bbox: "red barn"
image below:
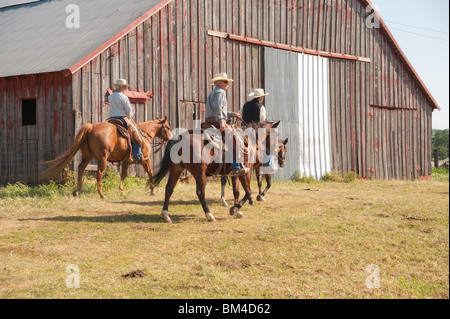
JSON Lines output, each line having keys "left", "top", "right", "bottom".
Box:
{"left": 0, "top": 0, "right": 440, "bottom": 184}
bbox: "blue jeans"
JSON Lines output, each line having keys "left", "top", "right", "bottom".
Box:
{"left": 111, "top": 117, "right": 142, "bottom": 161}
{"left": 231, "top": 162, "right": 242, "bottom": 171}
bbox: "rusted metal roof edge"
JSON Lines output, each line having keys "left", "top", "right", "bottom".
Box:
{"left": 68, "top": 0, "right": 173, "bottom": 75}
{"left": 0, "top": 69, "right": 72, "bottom": 80}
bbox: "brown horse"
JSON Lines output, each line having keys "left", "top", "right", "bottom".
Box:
{"left": 151, "top": 121, "right": 280, "bottom": 223}
{"left": 220, "top": 137, "right": 288, "bottom": 207}
{"left": 40, "top": 117, "right": 172, "bottom": 198}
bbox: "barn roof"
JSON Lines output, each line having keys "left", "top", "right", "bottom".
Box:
{"left": 0, "top": 0, "right": 440, "bottom": 110}
{"left": 0, "top": 0, "right": 164, "bottom": 78}
{"left": 0, "top": 0, "right": 40, "bottom": 8}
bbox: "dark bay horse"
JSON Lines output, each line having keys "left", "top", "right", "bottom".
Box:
{"left": 40, "top": 117, "right": 172, "bottom": 198}
{"left": 220, "top": 137, "right": 288, "bottom": 207}
{"left": 151, "top": 121, "right": 280, "bottom": 223}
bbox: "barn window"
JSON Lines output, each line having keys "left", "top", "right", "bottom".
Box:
{"left": 21, "top": 99, "right": 37, "bottom": 126}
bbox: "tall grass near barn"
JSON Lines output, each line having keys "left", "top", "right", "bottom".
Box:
{"left": 0, "top": 167, "right": 148, "bottom": 199}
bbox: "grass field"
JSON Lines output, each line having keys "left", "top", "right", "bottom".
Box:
{"left": 0, "top": 172, "right": 448, "bottom": 299}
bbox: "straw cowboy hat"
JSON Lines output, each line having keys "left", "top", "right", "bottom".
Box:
{"left": 249, "top": 88, "right": 269, "bottom": 99}
{"left": 210, "top": 73, "right": 234, "bottom": 85}
{"left": 114, "top": 79, "right": 131, "bottom": 87}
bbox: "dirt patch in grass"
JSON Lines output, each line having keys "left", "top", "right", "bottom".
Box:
{"left": 215, "top": 261, "right": 251, "bottom": 269}
{"left": 121, "top": 270, "right": 147, "bottom": 278}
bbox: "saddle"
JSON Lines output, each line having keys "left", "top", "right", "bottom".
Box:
{"left": 108, "top": 118, "right": 145, "bottom": 162}
{"left": 201, "top": 122, "right": 248, "bottom": 176}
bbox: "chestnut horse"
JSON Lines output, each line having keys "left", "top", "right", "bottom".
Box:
{"left": 220, "top": 137, "right": 288, "bottom": 207}
{"left": 41, "top": 117, "right": 172, "bottom": 198}
{"left": 151, "top": 121, "right": 280, "bottom": 223}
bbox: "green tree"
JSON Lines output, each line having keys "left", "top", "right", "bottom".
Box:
{"left": 432, "top": 129, "right": 449, "bottom": 160}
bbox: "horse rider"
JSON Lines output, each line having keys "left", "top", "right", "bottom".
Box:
{"left": 205, "top": 73, "right": 249, "bottom": 176}
{"left": 239, "top": 88, "right": 269, "bottom": 124}
{"left": 240, "top": 88, "right": 276, "bottom": 170}
{"left": 108, "top": 79, "right": 143, "bottom": 163}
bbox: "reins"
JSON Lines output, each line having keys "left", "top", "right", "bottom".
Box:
{"left": 152, "top": 140, "right": 167, "bottom": 154}
{"left": 131, "top": 118, "right": 170, "bottom": 154}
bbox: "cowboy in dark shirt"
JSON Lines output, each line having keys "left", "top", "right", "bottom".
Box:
{"left": 240, "top": 88, "right": 269, "bottom": 124}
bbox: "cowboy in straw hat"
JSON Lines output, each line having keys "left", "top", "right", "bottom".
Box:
{"left": 239, "top": 88, "right": 269, "bottom": 124}
{"left": 209, "top": 72, "right": 235, "bottom": 86}
{"left": 205, "top": 72, "right": 248, "bottom": 176}
{"left": 108, "top": 79, "right": 143, "bottom": 163}
{"left": 114, "top": 78, "right": 131, "bottom": 89}
{"left": 205, "top": 72, "right": 242, "bottom": 130}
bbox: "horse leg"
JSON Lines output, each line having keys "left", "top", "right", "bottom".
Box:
{"left": 229, "top": 176, "right": 244, "bottom": 219}
{"left": 255, "top": 168, "right": 264, "bottom": 202}
{"left": 231, "top": 176, "right": 240, "bottom": 207}
{"left": 220, "top": 177, "right": 228, "bottom": 207}
{"left": 73, "top": 154, "right": 92, "bottom": 197}
{"left": 161, "top": 164, "right": 184, "bottom": 224}
{"left": 260, "top": 174, "right": 272, "bottom": 199}
{"left": 119, "top": 162, "right": 130, "bottom": 196}
{"left": 140, "top": 159, "right": 156, "bottom": 195}
{"left": 247, "top": 168, "right": 257, "bottom": 206}
{"left": 96, "top": 158, "right": 108, "bottom": 199}
{"left": 194, "top": 172, "right": 216, "bottom": 222}
{"left": 231, "top": 173, "right": 253, "bottom": 219}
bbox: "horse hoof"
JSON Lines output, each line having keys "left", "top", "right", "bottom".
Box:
{"left": 206, "top": 213, "right": 216, "bottom": 222}
{"left": 221, "top": 199, "right": 228, "bottom": 207}
{"left": 229, "top": 206, "right": 239, "bottom": 216}
{"left": 72, "top": 191, "right": 79, "bottom": 197}
{"left": 249, "top": 199, "right": 255, "bottom": 206}
{"left": 235, "top": 211, "right": 244, "bottom": 219}
{"left": 257, "top": 195, "right": 265, "bottom": 202}
{"left": 150, "top": 190, "right": 156, "bottom": 196}
{"left": 161, "top": 211, "right": 173, "bottom": 224}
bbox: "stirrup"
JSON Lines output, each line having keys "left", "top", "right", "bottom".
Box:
{"left": 231, "top": 166, "right": 249, "bottom": 177}
{"left": 133, "top": 156, "right": 147, "bottom": 164}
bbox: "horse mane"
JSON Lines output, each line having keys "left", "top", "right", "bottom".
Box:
{"left": 241, "top": 120, "right": 275, "bottom": 130}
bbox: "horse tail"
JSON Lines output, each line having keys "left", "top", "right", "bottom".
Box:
{"left": 40, "top": 123, "right": 93, "bottom": 179}
{"left": 151, "top": 139, "right": 180, "bottom": 187}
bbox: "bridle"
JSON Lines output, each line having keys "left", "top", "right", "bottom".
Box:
{"left": 276, "top": 140, "right": 287, "bottom": 167}
{"left": 153, "top": 121, "right": 171, "bottom": 154}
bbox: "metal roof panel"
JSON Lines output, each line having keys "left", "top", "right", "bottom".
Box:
{"left": 0, "top": 0, "right": 162, "bottom": 77}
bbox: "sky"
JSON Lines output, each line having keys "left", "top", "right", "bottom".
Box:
{"left": 371, "top": 0, "right": 449, "bottom": 130}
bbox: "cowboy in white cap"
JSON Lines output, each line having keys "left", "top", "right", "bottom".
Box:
{"left": 108, "top": 79, "right": 143, "bottom": 163}
{"left": 240, "top": 88, "right": 269, "bottom": 124}
{"left": 206, "top": 73, "right": 248, "bottom": 176}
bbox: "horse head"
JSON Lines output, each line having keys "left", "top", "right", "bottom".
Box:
{"left": 277, "top": 138, "right": 288, "bottom": 168}
{"left": 156, "top": 116, "right": 172, "bottom": 141}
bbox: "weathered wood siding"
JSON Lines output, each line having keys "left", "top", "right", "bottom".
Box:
{"left": 0, "top": 71, "right": 73, "bottom": 184}
{"left": 61, "top": 0, "right": 437, "bottom": 180}
{"left": 71, "top": 0, "right": 266, "bottom": 176}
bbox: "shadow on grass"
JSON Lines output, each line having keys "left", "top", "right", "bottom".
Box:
{"left": 117, "top": 199, "right": 224, "bottom": 207}
{"left": 19, "top": 213, "right": 197, "bottom": 224}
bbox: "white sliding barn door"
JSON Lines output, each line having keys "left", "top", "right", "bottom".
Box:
{"left": 265, "top": 48, "right": 332, "bottom": 180}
